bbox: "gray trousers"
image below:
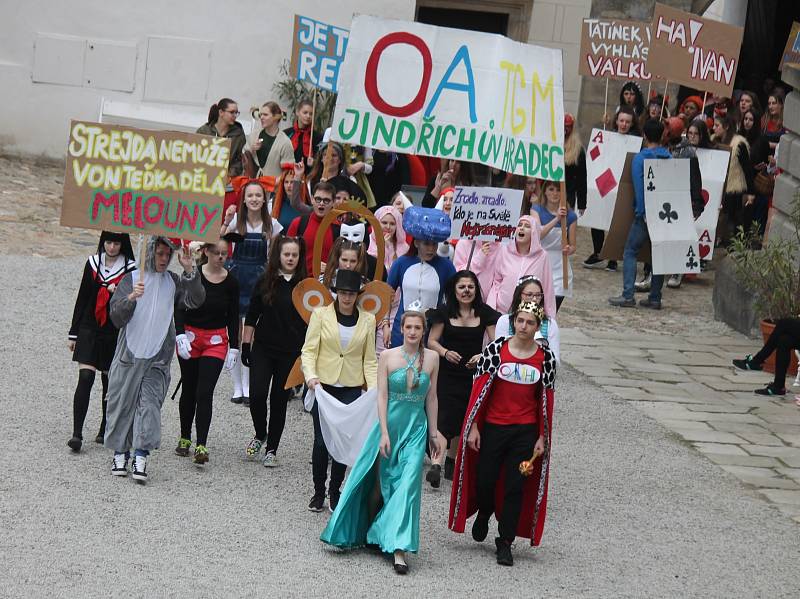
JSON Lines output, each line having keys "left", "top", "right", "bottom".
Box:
{"left": 104, "top": 341, "right": 172, "bottom": 453}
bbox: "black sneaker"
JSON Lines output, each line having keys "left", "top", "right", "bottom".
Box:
{"left": 329, "top": 491, "right": 340, "bottom": 513}
{"left": 444, "top": 456, "right": 455, "bottom": 481}
{"left": 754, "top": 385, "right": 786, "bottom": 396}
{"left": 639, "top": 298, "right": 662, "bottom": 310}
{"left": 732, "top": 355, "right": 763, "bottom": 371}
{"left": 605, "top": 260, "right": 618, "bottom": 272}
{"left": 241, "top": 396, "right": 250, "bottom": 407}
{"left": 472, "top": 514, "right": 489, "bottom": 542}
{"left": 67, "top": 436, "right": 82, "bottom": 452}
{"left": 111, "top": 453, "right": 128, "bottom": 477}
{"left": 231, "top": 396, "right": 243, "bottom": 404}
{"left": 495, "top": 537, "right": 514, "bottom": 566}
{"left": 426, "top": 464, "right": 441, "bottom": 488}
{"left": 94, "top": 432, "right": 104, "bottom": 444}
{"left": 308, "top": 492, "right": 325, "bottom": 512}
{"left": 131, "top": 455, "right": 148, "bottom": 483}
{"left": 582, "top": 254, "right": 606, "bottom": 269}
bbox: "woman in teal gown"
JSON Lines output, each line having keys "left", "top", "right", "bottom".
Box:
{"left": 321, "top": 310, "right": 443, "bottom": 574}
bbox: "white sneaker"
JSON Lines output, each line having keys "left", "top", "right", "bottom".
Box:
{"left": 131, "top": 455, "right": 148, "bottom": 483}
{"left": 111, "top": 453, "right": 128, "bottom": 477}
{"left": 262, "top": 451, "right": 278, "bottom": 468}
{"left": 667, "top": 274, "right": 682, "bottom": 288}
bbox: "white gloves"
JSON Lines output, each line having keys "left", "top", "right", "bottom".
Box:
{"left": 176, "top": 334, "right": 192, "bottom": 360}
{"left": 224, "top": 348, "right": 240, "bottom": 371}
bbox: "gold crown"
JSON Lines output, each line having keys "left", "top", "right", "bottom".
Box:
{"left": 516, "top": 300, "right": 545, "bottom": 321}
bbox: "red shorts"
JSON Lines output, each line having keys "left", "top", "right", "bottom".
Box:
{"left": 184, "top": 325, "right": 228, "bottom": 360}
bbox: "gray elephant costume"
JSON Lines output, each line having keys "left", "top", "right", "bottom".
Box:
{"left": 104, "top": 237, "right": 205, "bottom": 454}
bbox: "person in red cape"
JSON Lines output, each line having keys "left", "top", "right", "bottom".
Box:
{"left": 448, "top": 300, "right": 556, "bottom": 566}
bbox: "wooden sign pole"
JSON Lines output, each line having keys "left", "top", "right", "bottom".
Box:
{"left": 661, "top": 80, "right": 669, "bottom": 116}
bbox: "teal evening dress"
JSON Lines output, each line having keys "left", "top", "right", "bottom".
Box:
{"left": 321, "top": 366, "right": 431, "bottom": 553}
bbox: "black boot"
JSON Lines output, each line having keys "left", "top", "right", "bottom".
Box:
{"left": 444, "top": 456, "right": 455, "bottom": 480}
{"left": 495, "top": 537, "right": 513, "bottom": 566}
{"left": 425, "top": 464, "right": 441, "bottom": 488}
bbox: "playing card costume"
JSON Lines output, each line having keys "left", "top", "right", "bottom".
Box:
{"left": 67, "top": 232, "right": 136, "bottom": 448}
{"left": 448, "top": 318, "right": 557, "bottom": 548}
{"left": 104, "top": 237, "right": 205, "bottom": 476}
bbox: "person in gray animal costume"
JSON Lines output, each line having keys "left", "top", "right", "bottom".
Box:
{"left": 104, "top": 236, "right": 205, "bottom": 483}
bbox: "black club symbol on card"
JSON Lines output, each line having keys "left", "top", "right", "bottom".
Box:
{"left": 658, "top": 202, "right": 678, "bottom": 223}
{"left": 647, "top": 181, "right": 655, "bottom": 191}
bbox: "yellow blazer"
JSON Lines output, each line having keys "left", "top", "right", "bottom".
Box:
{"left": 301, "top": 303, "right": 377, "bottom": 389}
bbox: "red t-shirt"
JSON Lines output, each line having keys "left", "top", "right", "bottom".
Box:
{"left": 485, "top": 343, "right": 544, "bottom": 426}
{"left": 287, "top": 212, "right": 335, "bottom": 275}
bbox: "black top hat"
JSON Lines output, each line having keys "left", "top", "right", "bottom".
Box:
{"left": 332, "top": 269, "right": 363, "bottom": 293}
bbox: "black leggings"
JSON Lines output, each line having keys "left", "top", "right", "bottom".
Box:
{"left": 249, "top": 344, "right": 295, "bottom": 452}
{"left": 591, "top": 228, "right": 605, "bottom": 256}
{"left": 752, "top": 318, "right": 800, "bottom": 388}
{"left": 72, "top": 368, "right": 108, "bottom": 439}
{"left": 178, "top": 356, "right": 224, "bottom": 446}
{"left": 476, "top": 422, "right": 536, "bottom": 542}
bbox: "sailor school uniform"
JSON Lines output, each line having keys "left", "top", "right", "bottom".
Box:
{"left": 69, "top": 252, "right": 137, "bottom": 370}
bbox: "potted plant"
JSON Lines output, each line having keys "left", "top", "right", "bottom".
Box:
{"left": 728, "top": 191, "right": 800, "bottom": 374}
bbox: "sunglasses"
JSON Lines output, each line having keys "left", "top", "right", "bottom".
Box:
{"left": 313, "top": 196, "right": 333, "bottom": 205}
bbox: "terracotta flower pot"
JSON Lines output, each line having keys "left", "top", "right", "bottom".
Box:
{"left": 759, "top": 319, "right": 799, "bottom": 376}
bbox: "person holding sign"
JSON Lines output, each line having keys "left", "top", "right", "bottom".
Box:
{"left": 104, "top": 238, "right": 205, "bottom": 483}
{"left": 531, "top": 181, "right": 577, "bottom": 311}
{"left": 284, "top": 98, "right": 321, "bottom": 173}
{"left": 609, "top": 119, "right": 671, "bottom": 310}
{"left": 448, "top": 301, "right": 557, "bottom": 565}
{"left": 487, "top": 215, "right": 556, "bottom": 317}
{"left": 66, "top": 232, "right": 137, "bottom": 452}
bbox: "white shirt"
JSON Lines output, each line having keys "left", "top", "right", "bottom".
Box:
{"left": 226, "top": 214, "right": 284, "bottom": 236}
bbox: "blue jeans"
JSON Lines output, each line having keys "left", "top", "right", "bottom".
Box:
{"left": 622, "top": 216, "right": 664, "bottom": 302}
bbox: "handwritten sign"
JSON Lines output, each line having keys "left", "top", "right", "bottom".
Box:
{"left": 779, "top": 22, "right": 800, "bottom": 71}
{"left": 647, "top": 3, "right": 743, "bottom": 97}
{"left": 289, "top": 14, "right": 349, "bottom": 92}
{"left": 332, "top": 15, "right": 565, "bottom": 180}
{"left": 579, "top": 18, "right": 659, "bottom": 81}
{"left": 449, "top": 186, "right": 523, "bottom": 241}
{"left": 61, "top": 121, "right": 229, "bottom": 240}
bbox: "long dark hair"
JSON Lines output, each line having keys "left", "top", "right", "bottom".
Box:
{"left": 97, "top": 231, "right": 134, "bottom": 262}
{"left": 322, "top": 238, "right": 367, "bottom": 289}
{"left": 208, "top": 98, "right": 236, "bottom": 124}
{"left": 741, "top": 108, "right": 764, "bottom": 146}
{"left": 619, "top": 81, "right": 645, "bottom": 115}
{"left": 256, "top": 235, "right": 306, "bottom": 306}
{"left": 687, "top": 119, "right": 713, "bottom": 149}
{"left": 443, "top": 270, "right": 484, "bottom": 320}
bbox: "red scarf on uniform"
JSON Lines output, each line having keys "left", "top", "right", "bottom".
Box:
{"left": 291, "top": 121, "right": 312, "bottom": 158}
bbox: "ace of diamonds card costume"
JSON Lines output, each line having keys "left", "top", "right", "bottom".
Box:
{"left": 448, "top": 335, "right": 557, "bottom": 546}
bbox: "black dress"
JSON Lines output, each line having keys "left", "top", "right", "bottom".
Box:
{"left": 429, "top": 305, "right": 499, "bottom": 440}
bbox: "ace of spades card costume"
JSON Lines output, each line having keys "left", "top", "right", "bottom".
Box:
{"left": 448, "top": 312, "right": 557, "bottom": 547}
{"left": 104, "top": 237, "right": 205, "bottom": 455}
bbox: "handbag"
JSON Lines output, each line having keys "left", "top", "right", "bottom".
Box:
{"left": 754, "top": 171, "right": 775, "bottom": 196}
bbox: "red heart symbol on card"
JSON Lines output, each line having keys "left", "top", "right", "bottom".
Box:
{"left": 699, "top": 243, "right": 711, "bottom": 258}
{"left": 701, "top": 189, "right": 709, "bottom": 206}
